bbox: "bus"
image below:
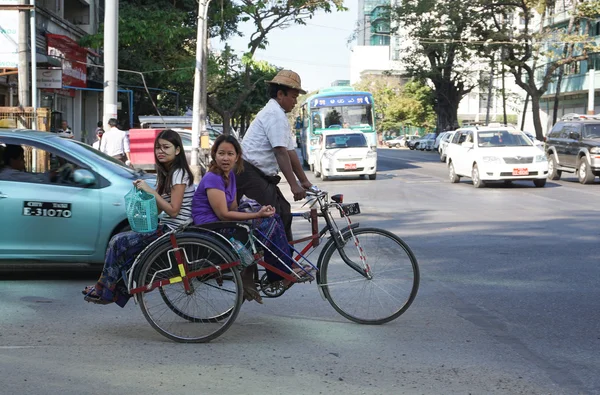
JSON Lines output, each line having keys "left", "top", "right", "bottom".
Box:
{"left": 298, "top": 86, "right": 376, "bottom": 171}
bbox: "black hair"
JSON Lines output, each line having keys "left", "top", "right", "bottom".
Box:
{"left": 108, "top": 118, "right": 118, "bottom": 127}
{"left": 269, "top": 83, "right": 290, "bottom": 99}
{"left": 208, "top": 134, "right": 243, "bottom": 185}
{"left": 3, "top": 144, "right": 24, "bottom": 164}
{"left": 154, "top": 129, "right": 193, "bottom": 196}
{"left": 97, "top": 121, "right": 103, "bottom": 127}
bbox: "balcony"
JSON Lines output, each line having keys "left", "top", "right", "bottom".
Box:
{"left": 543, "top": 71, "right": 598, "bottom": 97}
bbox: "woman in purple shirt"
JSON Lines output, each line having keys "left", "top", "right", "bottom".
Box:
{"left": 193, "top": 135, "right": 303, "bottom": 304}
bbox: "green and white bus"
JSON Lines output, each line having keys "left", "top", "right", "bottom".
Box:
{"left": 298, "top": 86, "right": 376, "bottom": 171}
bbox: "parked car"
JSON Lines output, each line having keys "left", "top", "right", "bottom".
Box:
{"left": 544, "top": 114, "right": 600, "bottom": 183}
{"left": 385, "top": 136, "right": 406, "bottom": 148}
{"left": 438, "top": 131, "right": 456, "bottom": 162}
{"left": 313, "top": 130, "right": 377, "bottom": 180}
{"left": 445, "top": 127, "right": 548, "bottom": 188}
{"left": 0, "top": 130, "right": 156, "bottom": 264}
{"left": 412, "top": 133, "right": 436, "bottom": 151}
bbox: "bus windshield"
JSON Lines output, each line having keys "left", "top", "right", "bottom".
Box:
{"left": 312, "top": 105, "right": 373, "bottom": 130}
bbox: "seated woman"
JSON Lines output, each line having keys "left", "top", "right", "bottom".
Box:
{"left": 192, "top": 134, "right": 310, "bottom": 304}
{"left": 83, "top": 130, "right": 195, "bottom": 306}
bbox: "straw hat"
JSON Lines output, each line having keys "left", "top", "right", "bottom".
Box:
{"left": 267, "top": 70, "right": 307, "bottom": 94}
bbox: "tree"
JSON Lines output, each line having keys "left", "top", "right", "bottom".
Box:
{"left": 477, "top": 0, "right": 600, "bottom": 139}
{"left": 80, "top": 0, "right": 240, "bottom": 124}
{"left": 206, "top": 45, "right": 278, "bottom": 136}
{"left": 391, "top": 0, "right": 483, "bottom": 131}
{"left": 354, "top": 76, "right": 435, "bottom": 134}
{"left": 208, "top": 0, "right": 347, "bottom": 134}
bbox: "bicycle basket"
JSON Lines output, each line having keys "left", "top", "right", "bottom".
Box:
{"left": 124, "top": 187, "right": 159, "bottom": 233}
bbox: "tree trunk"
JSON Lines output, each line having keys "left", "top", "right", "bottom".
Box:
{"left": 222, "top": 110, "right": 232, "bottom": 136}
{"left": 530, "top": 93, "right": 544, "bottom": 141}
{"left": 521, "top": 93, "right": 529, "bottom": 131}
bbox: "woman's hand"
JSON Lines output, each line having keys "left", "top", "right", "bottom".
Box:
{"left": 133, "top": 179, "right": 154, "bottom": 194}
{"left": 257, "top": 205, "right": 276, "bottom": 218}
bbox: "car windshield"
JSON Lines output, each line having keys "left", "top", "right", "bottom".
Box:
{"left": 325, "top": 134, "right": 367, "bottom": 149}
{"left": 312, "top": 105, "right": 373, "bottom": 130}
{"left": 477, "top": 130, "right": 532, "bottom": 147}
{"left": 71, "top": 141, "right": 139, "bottom": 176}
{"left": 177, "top": 133, "right": 192, "bottom": 146}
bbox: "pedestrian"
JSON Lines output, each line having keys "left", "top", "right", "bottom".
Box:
{"left": 100, "top": 118, "right": 131, "bottom": 166}
{"left": 236, "top": 69, "right": 312, "bottom": 242}
{"left": 92, "top": 121, "right": 104, "bottom": 150}
{"left": 57, "top": 120, "right": 74, "bottom": 139}
{"left": 82, "top": 129, "right": 195, "bottom": 306}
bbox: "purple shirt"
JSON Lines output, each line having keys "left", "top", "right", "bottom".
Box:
{"left": 192, "top": 171, "right": 237, "bottom": 225}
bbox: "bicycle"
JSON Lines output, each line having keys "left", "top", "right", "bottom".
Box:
{"left": 124, "top": 188, "right": 420, "bottom": 343}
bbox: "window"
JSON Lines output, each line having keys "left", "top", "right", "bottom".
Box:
{"left": 548, "top": 123, "right": 564, "bottom": 138}
{"left": 0, "top": 142, "right": 79, "bottom": 185}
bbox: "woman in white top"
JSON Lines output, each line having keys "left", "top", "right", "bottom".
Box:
{"left": 83, "top": 129, "right": 195, "bottom": 306}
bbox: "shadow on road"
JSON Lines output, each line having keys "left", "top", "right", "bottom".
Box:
{"left": 0, "top": 264, "right": 101, "bottom": 280}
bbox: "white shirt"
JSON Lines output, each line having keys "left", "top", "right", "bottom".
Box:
{"left": 57, "top": 128, "right": 74, "bottom": 139}
{"left": 160, "top": 169, "right": 195, "bottom": 230}
{"left": 92, "top": 140, "right": 101, "bottom": 150}
{"left": 100, "top": 126, "right": 130, "bottom": 156}
{"left": 241, "top": 99, "right": 296, "bottom": 176}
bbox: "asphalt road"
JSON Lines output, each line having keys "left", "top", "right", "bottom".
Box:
{"left": 1, "top": 147, "right": 599, "bottom": 394}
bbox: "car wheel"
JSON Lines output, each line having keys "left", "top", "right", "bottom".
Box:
{"left": 472, "top": 164, "right": 485, "bottom": 188}
{"left": 440, "top": 154, "right": 446, "bottom": 163}
{"left": 321, "top": 172, "right": 329, "bottom": 181}
{"left": 547, "top": 155, "right": 561, "bottom": 180}
{"left": 314, "top": 167, "right": 321, "bottom": 177}
{"left": 448, "top": 162, "right": 460, "bottom": 183}
{"left": 409, "top": 145, "right": 415, "bottom": 150}
{"left": 394, "top": 143, "right": 400, "bottom": 148}
{"left": 368, "top": 174, "right": 376, "bottom": 180}
{"left": 578, "top": 157, "right": 595, "bottom": 184}
{"left": 533, "top": 179, "right": 547, "bottom": 187}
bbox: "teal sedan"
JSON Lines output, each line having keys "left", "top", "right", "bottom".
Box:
{"left": 0, "top": 130, "right": 156, "bottom": 264}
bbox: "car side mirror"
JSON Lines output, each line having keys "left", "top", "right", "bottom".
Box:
{"left": 462, "top": 142, "right": 474, "bottom": 148}
{"left": 569, "top": 132, "right": 580, "bottom": 140}
{"left": 73, "top": 169, "right": 96, "bottom": 186}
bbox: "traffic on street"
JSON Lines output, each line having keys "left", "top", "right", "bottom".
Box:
{"left": 2, "top": 147, "right": 598, "bottom": 394}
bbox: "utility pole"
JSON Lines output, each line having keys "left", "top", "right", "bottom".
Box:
{"left": 30, "top": 0, "right": 37, "bottom": 128}
{"left": 18, "top": 0, "right": 29, "bottom": 113}
{"left": 103, "top": 0, "right": 119, "bottom": 129}
{"left": 191, "top": 0, "right": 211, "bottom": 183}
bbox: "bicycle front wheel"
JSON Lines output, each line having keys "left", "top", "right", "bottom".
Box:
{"left": 136, "top": 235, "right": 243, "bottom": 343}
{"left": 319, "top": 227, "right": 419, "bottom": 325}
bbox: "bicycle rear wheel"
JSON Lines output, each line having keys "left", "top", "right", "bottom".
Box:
{"left": 136, "top": 235, "right": 243, "bottom": 343}
{"left": 319, "top": 227, "right": 419, "bottom": 325}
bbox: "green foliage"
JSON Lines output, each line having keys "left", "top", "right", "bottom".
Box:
{"left": 391, "top": 0, "right": 480, "bottom": 130}
{"left": 354, "top": 76, "right": 435, "bottom": 134}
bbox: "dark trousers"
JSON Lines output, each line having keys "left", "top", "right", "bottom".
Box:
{"left": 236, "top": 161, "right": 293, "bottom": 241}
{"left": 112, "top": 153, "right": 127, "bottom": 163}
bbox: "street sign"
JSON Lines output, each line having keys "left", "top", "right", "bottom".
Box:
{"left": 36, "top": 68, "right": 62, "bottom": 88}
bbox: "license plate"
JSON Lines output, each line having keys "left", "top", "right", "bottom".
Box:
{"left": 344, "top": 163, "right": 357, "bottom": 170}
{"left": 22, "top": 201, "right": 72, "bottom": 218}
{"left": 512, "top": 168, "right": 529, "bottom": 176}
{"left": 340, "top": 202, "right": 360, "bottom": 217}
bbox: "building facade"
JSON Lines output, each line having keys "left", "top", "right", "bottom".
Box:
{"left": 0, "top": 0, "right": 103, "bottom": 142}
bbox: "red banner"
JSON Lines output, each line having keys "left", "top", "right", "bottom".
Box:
{"left": 46, "top": 33, "right": 87, "bottom": 88}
